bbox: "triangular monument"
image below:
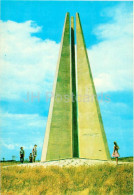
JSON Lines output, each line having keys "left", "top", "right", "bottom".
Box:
{"left": 41, "top": 13, "right": 110, "bottom": 162}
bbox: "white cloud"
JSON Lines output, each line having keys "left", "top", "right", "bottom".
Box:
{"left": 1, "top": 143, "right": 19, "bottom": 150}
{"left": 0, "top": 4, "right": 133, "bottom": 102}
{"left": 1, "top": 142, "right": 42, "bottom": 150}
{"left": 88, "top": 4, "right": 133, "bottom": 92}
{"left": 0, "top": 20, "right": 60, "bottom": 100}
{"left": 0, "top": 111, "right": 47, "bottom": 129}
{"left": 0, "top": 111, "right": 47, "bottom": 150}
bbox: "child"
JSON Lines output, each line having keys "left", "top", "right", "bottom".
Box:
{"left": 29, "top": 153, "right": 33, "bottom": 163}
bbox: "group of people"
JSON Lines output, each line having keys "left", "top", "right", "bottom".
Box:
{"left": 20, "top": 142, "right": 119, "bottom": 165}
{"left": 20, "top": 144, "right": 37, "bottom": 163}
{"left": 29, "top": 144, "right": 37, "bottom": 163}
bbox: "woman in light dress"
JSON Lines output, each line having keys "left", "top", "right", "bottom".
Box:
{"left": 112, "top": 141, "right": 120, "bottom": 165}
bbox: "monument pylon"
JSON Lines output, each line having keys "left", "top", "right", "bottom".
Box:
{"left": 41, "top": 13, "right": 110, "bottom": 162}
{"left": 76, "top": 13, "right": 110, "bottom": 160}
{"left": 41, "top": 13, "right": 72, "bottom": 161}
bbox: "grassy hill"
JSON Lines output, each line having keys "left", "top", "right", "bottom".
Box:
{"left": 1, "top": 162, "right": 133, "bottom": 195}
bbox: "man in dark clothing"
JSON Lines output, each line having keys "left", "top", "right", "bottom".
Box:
{"left": 32, "top": 144, "right": 37, "bottom": 162}
{"left": 20, "top": 147, "right": 25, "bottom": 163}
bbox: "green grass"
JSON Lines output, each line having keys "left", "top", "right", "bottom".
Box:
{"left": 0, "top": 160, "right": 40, "bottom": 167}
{"left": 113, "top": 156, "right": 133, "bottom": 162}
{"left": 0, "top": 161, "right": 21, "bottom": 166}
{"left": 1, "top": 163, "right": 133, "bottom": 195}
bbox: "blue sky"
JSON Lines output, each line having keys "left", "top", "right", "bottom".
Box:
{"left": 0, "top": 1, "right": 133, "bottom": 160}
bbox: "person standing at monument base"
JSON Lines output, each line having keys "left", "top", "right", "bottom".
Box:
{"left": 32, "top": 144, "right": 37, "bottom": 162}
{"left": 20, "top": 147, "right": 25, "bottom": 163}
{"left": 29, "top": 153, "right": 33, "bottom": 163}
{"left": 112, "top": 141, "right": 120, "bottom": 165}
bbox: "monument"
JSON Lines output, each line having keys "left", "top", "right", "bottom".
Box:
{"left": 41, "top": 13, "right": 110, "bottom": 162}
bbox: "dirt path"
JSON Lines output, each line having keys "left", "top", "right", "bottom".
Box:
{"left": 2, "top": 158, "right": 132, "bottom": 168}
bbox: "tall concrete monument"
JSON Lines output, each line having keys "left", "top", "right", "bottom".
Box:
{"left": 41, "top": 13, "right": 110, "bottom": 162}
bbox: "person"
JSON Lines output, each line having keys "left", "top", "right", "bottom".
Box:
{"left": 20, "top": 147, "right": 25, "bottom": 163}
{"left": 112, "top": 141, "right": 120, "bottom": 165}
{"left": 32, "top": 144, "right": 37, "bottom": 162}
{"left": 29, "top": 153, "right": 33, "bottom": 163}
